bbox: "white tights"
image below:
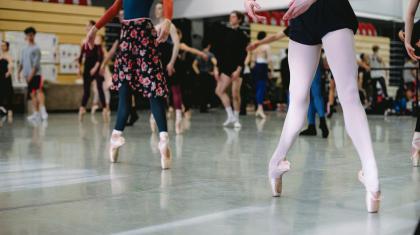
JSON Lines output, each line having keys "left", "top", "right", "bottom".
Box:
{"left": 269, "top": 29, "right": 379, "bottom": 193}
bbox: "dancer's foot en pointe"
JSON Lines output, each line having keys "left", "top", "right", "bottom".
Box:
{"left": 175, "top": 110, "right": 183, "bottom": 135}
{"left": 110, "top": 131, "right": 125, "bottom": 163}
{"left": 269, "top": 160, "right": 290, "bottom": 197}
{"left": 79, "top": 107, "right": 86, "bottom": 121}
{"left": 358, "top": 170, "right": 381, "bottom": 213}
{"left": 411, "top": 132, "right": 420, "bottom": 167}
{"left": 91, "top": 104, "right": 99, "bottom": 115}
{"left": 159, "top": 132, "right": 172, "bottom": 170}
{"left": 255, "top": 108, "right": 266, "bottom": 119}
{"left": 150, "top": 114, "right": 157, "bottom": 133}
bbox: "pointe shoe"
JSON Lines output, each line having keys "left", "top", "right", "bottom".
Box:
{"left": 79, "top": 107, "right": 86, "bottom": 121}
{"left": 412, "top": 151, "right": 420, "bottom": 167}
{"left": 159, "top": 133, "right": 172, "bottom": 170}
{"left": 150, "top": 114, "right": 157, "bottom": 133}
{"left": 358, "top": 170, "right": 381, "bottom": 213}
{"left": 411, "top": 133, "right": 420, "bottom": 167}
{"left": 110, "top": 135, "right": 125, "bottom": 163}
{"left": 269, "top": 160, "right": 291, "bottom": 197}
{"left": 175, "top": 119, "right": 183, "bottom": 135}
{"left": 255, "top": 110, "right": 266, "bottom": 119}
{"left": 91, "top": 104, "right": 99, "bottom": 115}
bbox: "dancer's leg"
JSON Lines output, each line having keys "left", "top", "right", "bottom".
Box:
{"left": 322, "top": 28, "right": 379, "bottom": 193}
{"left": 150, "top": 96, "right": 171, "bottom": 169}
{"left": 114, "top": 82, "right": 131, "bottom": 132}
{"left": 215, "top": 74, "right": 235, "bottom": 124}
{"left": 150, "top": 97, "right": 168, "bottom": 133}
{"left": 232, "top": 77, "right": 243, "bottom": 115}
{"left": 95, "top": 77, "right": 107, "bottom": 108}
{"left": 269, "top": 40, "right": 321, "bottom": 174}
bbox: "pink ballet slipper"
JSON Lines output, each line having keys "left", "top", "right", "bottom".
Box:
{"left": 110, "top": 135, "right": 125, "bottom": 163}
{"left": 358, "top": 170, "right": 381, "bottom": 213}
{"left": 269, "top": 160, "right": 291, "bottom": 197}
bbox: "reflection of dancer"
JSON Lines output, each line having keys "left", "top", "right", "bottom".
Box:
{"left": 401, "top": 0, "right": 420, "bottom": 167}
{"left": 84, "top": 0, "right": 173, "bottom": 169}
{"left": 246, "top": 0, "right": 380, "bottom": 212}
{"left": 215, "top": 11, "right": 248, "bottom": 128}
{"left": 0, "top": 40, "right": 14, "bottom": 121}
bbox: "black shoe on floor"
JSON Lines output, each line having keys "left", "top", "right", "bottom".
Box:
{"left": 319, "top": 117, "right": 329, "bottom": 138}
{"left": 300, "top": 125, "right": 317, "bottom": 136}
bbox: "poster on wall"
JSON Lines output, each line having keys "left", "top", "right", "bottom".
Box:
{"left": 59, "top": 44, "right": 80, "bottom": 74}
{"left": 41, "top": 64, "right": 57, "bottom": 82}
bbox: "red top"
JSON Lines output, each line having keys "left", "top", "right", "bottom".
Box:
{"left": 95, "top": 0, "right": 173, "bottom": 29}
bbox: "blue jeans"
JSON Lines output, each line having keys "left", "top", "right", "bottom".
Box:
{"left": 307, "top": 65, "right": 325, "bottom": 125}
{"left": 115, "top": 82, "right": 167, "bottom": 132}
{"left": 252, "top": 63, "right": 268, "bottom": 105}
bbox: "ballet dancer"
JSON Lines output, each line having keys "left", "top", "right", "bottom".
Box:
{"left": 246, "top": 0, "right": 381, "bottom": 213}
{"left": 153, "top": 1, "right": 182, "bottom": 134}
{"left": 19, "top": 27, "right": 48, "bottom": 122}
{"left": 215, "top": 11, "right": 249, "bottom": 128}
{"left": 251, "top": 31, "right": 272, "bottom": 119}
{"left": 0, "top": 40, "right": 14, "bottom": 122}
{"left": 84, "top": 0, "right": 173, "bottom": 169}
{"left": 401, "top": 0, "right": 420, "bottom": 167}
{"left": 78, "top": 21, "right": 109, "bottom": 121}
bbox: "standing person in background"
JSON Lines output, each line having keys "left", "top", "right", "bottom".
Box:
{"left": 78, "top": 21, "right": 109, "bottom": 122}
{"left": 154, "top": 1, "right": 181, "bottom": 133}
{"left": 251, "top": 31, "right": 272, "bottom": 119}
{"left": 215, "top": 11, "right": 248, "bottom": 128}
{"left": 401, "top": 0, "right": 420, "bottom": 167}
{"left": 370, "top": 45, "right": 389, "bottom": 100}
{"left": 0, "top": 40, "right": 14, "bottom": 122}
{"left": 19, "top": 27, "right": 48, "bottom": 123}
{"left": 192, "top": 42, "right": 218, "bottom": 113}
{"left": 84, "top": 0, "right": 174, "bottom": 168}
{"left": 300, "top": 59, "right": 329, "bottom": 138}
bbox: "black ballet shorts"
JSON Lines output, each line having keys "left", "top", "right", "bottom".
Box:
{"left": 27, "top": 75, "right": 43, "bottom": 94}
{"left": 286, "top": 0, "right": 358, "bottom": 45}
{"left": 219, "top": 62, "right": 239, "bottom": 77}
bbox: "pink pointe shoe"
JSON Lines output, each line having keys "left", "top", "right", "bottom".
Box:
{"left": 411, "top": 133, "right": 420, "bottom": 167}
{"left": 110, "top": 135, "right": 125, "bottom": 163}
{"left": 159, "top": 133, "right": 172, "bottom": 170}
{"left": 269, "top": 160, "right": 291, "bottom": 197}
{"left": 358, "top": 170, "right": 381, "bottom": 213}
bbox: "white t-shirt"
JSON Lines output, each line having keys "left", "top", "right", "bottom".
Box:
{"left": 404, "top": 61, "right": 417, "bottom": 83}
{"left": 370, "top": 54, "right": 385, "bottom": 78}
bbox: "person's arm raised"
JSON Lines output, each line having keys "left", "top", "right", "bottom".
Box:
{"left": 85, "top": 0, "right": 122, "bottom": 49}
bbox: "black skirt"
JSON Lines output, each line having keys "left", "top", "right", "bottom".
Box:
{"left": 287, "top": 0, "right": 358, "bottom": 45}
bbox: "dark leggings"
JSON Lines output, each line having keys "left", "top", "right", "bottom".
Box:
{"left": 0, "top": 76, "right": 13, "bottom": 110}
{"left": 171, "top": 85, "right": 183, "bottom": 110}
{"left": 81, "top": 74, "right": 106, "bottom": 108}
{"left": 115, "top": 82, "right": 168, "bottom": 132}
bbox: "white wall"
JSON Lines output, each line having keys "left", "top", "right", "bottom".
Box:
{"left": 173, "top": 0, "right": 408, "bottom": 21}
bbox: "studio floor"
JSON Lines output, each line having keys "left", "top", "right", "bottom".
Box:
{"left": 0, "top": 111, "right": 419, "bottom": 235}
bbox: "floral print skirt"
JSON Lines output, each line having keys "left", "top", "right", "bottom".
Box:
{"left": 112, "top": 18, "right": 168, "bottom": 98}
